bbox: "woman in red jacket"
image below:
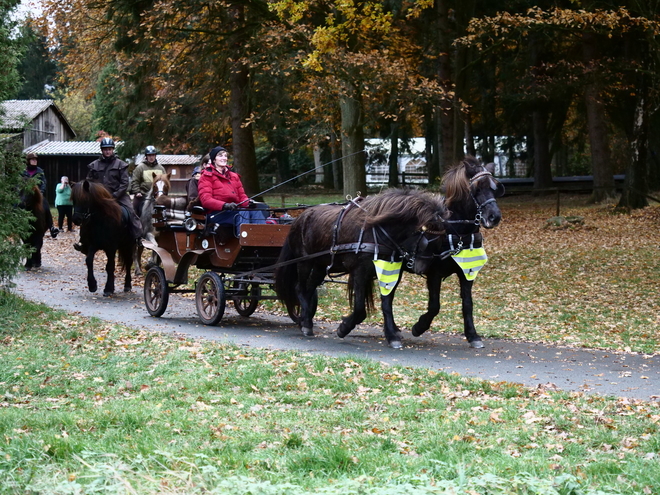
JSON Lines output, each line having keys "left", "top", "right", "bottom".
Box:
{"left": 198, "top": 146, "right": 266, "bottom": 233}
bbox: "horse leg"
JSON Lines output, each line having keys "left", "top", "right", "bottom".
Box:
{"left": 459, "top": 276, "right": 483, "bottom": 348}
{"left": 296, "top": 266, "right": 323, "bottom": 337}
{"left": 337, "top": 264, "right": 371, "bottom": 339}
{"left": 133, "top": 242, "right": 143, "bottom": 277}
{"left": 124, "top": 244, "right": 133, "bottom": 292}
{"left": 380, "top": 276, "right": 403, "bottom": 348}
{"left": 86, "top": 251, "right": 97, "bottom": 293}
{"left": 103, "top": 250, "right": 116, "bottom": 296}
{"left": 411, "top": 268, "right": 442, "bottom": 337}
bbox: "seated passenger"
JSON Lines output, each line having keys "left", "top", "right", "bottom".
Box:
{"left": 197, "top": 146, "right": 267, "bottom": 234}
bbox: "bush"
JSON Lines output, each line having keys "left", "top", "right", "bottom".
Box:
{"left": 0, "top": 142, "right": 32, "bottom": 287}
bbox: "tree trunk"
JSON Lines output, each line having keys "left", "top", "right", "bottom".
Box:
{"left": 532, "top": 108, "right": 553, "bottom": 192}
{"left": 583, "top": 33, "right": 615, "bottom": 203}
{"left": 388, "top": 122, "right": 399, "bottom": 187}
{"left": 618, "top": 80, "right": 649, "bottom": 210}
{"left": 229, "top": 63, "right": 259, "bottom": 197}
{"left": 340, "top": 91, "right": 366, "bottom": 196}
{"left": 424, "top": 106, "right": 440, "bottom": 185}
{"left": 436, "top": 0, "right": 454, "bottom": 171}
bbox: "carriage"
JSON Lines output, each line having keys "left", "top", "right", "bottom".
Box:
{"left": 141, "top": 204, "right": 301, "bottom": 325}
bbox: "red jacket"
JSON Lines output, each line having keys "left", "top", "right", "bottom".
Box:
{"left": 198, "top": 168, "right": 249, "bottom": 211}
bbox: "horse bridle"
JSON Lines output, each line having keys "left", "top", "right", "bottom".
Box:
{"left": 445, "top": 168, "right": 502, "bottom": 226}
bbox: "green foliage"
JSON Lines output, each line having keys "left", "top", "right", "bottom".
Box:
{"left": 15, "top": 22, "right": 58, "bottom": 99}
{"left": 0, "top": 143, "right": 32, "bottom": 287}
{"left": 0, "top": 0, "right": 23, "bottom": 100}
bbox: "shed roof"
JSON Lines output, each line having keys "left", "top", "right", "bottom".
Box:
{"left": 0, "top": 100, "right": 74, "bottom": 135}
{"left": 24, "top": 140, "right": 123, "bottom": 155}
{"left": 134, "top": 153, "right": 201, "bottom": 165}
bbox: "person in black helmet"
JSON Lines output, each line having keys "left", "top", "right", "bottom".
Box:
{"left": 74, "top": 138, "right": 142, "bottom": 253}
{"left": 129, "top": 145, "right": 166, "bottom": 216}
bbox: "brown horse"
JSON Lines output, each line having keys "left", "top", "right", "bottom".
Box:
{"left": 275, "top": 188, "right": 447, "bottom": 348}
{"left": 19, "top": 185, "right": 47, "bottom": 270}
{"left": 411, "top": 156, "right": 504, "bottom": 348}
{"left": 72, "top": 180, "right": 136, "bottom": 296}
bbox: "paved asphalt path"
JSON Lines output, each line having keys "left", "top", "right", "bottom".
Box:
{"left": 12, "top": 235, "right": 659, "bottom": 402}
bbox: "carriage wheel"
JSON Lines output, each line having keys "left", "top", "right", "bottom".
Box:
{"left": 196, "top": 272, "right": 226, "bottom": 326}
{"left": 144, "top": 266, "right": 169, "bottom": 317}
{"left": 287, "top": 303, "right": 301, "bottom": 325}
{"left": 233, "top": 283, "right": 261, "bottom": 317}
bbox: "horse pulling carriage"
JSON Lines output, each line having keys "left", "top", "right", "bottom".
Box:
{"left": 137, "top": 156, "right": 504, "bottom": 349}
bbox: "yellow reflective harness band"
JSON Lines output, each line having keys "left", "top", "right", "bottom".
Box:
{"left": 451, "top": 248, "right": 487, "bottom": 281}
{"left": 373, "top": 260, "right": 402, "bottom": 296}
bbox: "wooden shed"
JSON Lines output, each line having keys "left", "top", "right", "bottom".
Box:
{"left": 0, "top": 100, "right": 76, "bottom": 148}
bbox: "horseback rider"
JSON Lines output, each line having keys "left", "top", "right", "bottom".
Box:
{"left": 74, "top": 138, "right": 142, "bottom": 253}
{"left": 129, "top": 145, "right": 166, "bottom": 216}
{"left": 21, "top": 152, "right": 59, "bottom": 239}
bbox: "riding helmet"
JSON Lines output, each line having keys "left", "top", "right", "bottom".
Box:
{"left": 100, "top": 138, "right": 115, "bottom": 148}
{"left": 145, "top": 145, "right": 158, "bottom": 155}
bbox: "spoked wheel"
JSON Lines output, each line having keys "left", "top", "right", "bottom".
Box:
{"left": 233, "top": 282, "right": 261, "bottom": 317}
{"left": 144, "top": 266, "right": 169, "bottom": 317}
{"left": 287, "top": 303, "right": 301, "bottom": 325}
{"left": 195, "top": 272, "right": 226, "bottom": 325}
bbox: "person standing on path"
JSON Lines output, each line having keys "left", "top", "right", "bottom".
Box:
{"left": 55, "top": 176, "right": 74, "bottom": 232}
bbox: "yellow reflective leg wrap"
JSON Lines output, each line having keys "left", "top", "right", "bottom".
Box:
{"left": 373, "top": 260, "right": 402, "bottom": 296}
{"left": 451, "top": 248, "right": 488, "bottom": 281}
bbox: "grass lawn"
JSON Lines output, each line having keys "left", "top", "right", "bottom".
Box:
{"left": 1, "top": 288, "right": 659, "bottom": 494}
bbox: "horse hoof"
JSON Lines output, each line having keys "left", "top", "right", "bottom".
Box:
{"left": 469, "top": 340, "right": 484, "bottom": 349}
{"left": 411, "top": 325, "right": 426, "bottom": 337}
{"left": 89, "top": 284, "right": 97, "bottom": 293}
{"left": 389, "top": 340, "right": 403, "bottom": 349}
{"left": 301, "top": 327, "right": 314, "bottom": 337}
{"left": 103, "top": 291, "right": 114, "bottom": 297}
{"left": 124, "top": 287, "right": 132, "bottom": 293}
{"left": 336, "top": 325, "right": 351, "bottom": 339}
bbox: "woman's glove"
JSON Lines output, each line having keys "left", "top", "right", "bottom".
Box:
{"left": 222, "top": 202, "right": 237, "bottom": 211}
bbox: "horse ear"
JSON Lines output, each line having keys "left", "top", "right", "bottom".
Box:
{"left": 83, "top": 180, "right": 90, "bottom": 192}
{"left": 485, "top": 162, "right": 496, "bottom": 174}
{"left": 167, "top": 172, "right": 172, "bottom": 180}
{"left": 152, "top": 171, "right": 158, "bottom": 180}
{"left": 494, "top": 181, "right": 505, "bottom": 198}
{"left": 463, "top": 156, "right": 480, "bottom": 178}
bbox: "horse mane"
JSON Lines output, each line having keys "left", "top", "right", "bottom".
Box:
{"left": 72, "top": 181, "right": 122, "bottom": 225}
{"left": 442, "top": 156, "right": 480, "bottom": 207}
{"left": 363, "top": 188, "right": 445, "bottom": 229}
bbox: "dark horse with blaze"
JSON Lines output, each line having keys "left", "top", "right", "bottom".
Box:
{"left": 275, "top": 188, "right": 447, "bottom": 348}
{"left": 72, "top": 180, "right": 136, "bottom": 296}
{"left": 411, "top": 156, "right": 504, "bottom": 348}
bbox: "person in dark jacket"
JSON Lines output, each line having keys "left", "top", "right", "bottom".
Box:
{"left": 74, "top": 138, "right": 142, "bottom": 253}
{"left": 22, "top": 153, "right": 58, "bottom": 238}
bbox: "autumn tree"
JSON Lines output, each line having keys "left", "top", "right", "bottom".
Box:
{"left": 458, "top": 6, "right": 660, "bottom": 205}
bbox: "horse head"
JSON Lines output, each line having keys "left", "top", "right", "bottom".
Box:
{"left": 444, "top": 156, "right": 504, "bottom": 230}
{"left": 152, "top": 172, "right": 171, "bottom": 199}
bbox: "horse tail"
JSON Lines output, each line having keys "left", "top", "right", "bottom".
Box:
{"left": 274, "top": 236, "right": 300, "bottom": 313}
{"left": 347, "top": 272, "right": 375, "bottom": 314}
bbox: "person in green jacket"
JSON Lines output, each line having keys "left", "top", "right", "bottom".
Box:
{"left": 55, "top": 176, "right": 74, "bottom": 232}
{"left": 129, "top": 145, "right": 166, "bottom": 216}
